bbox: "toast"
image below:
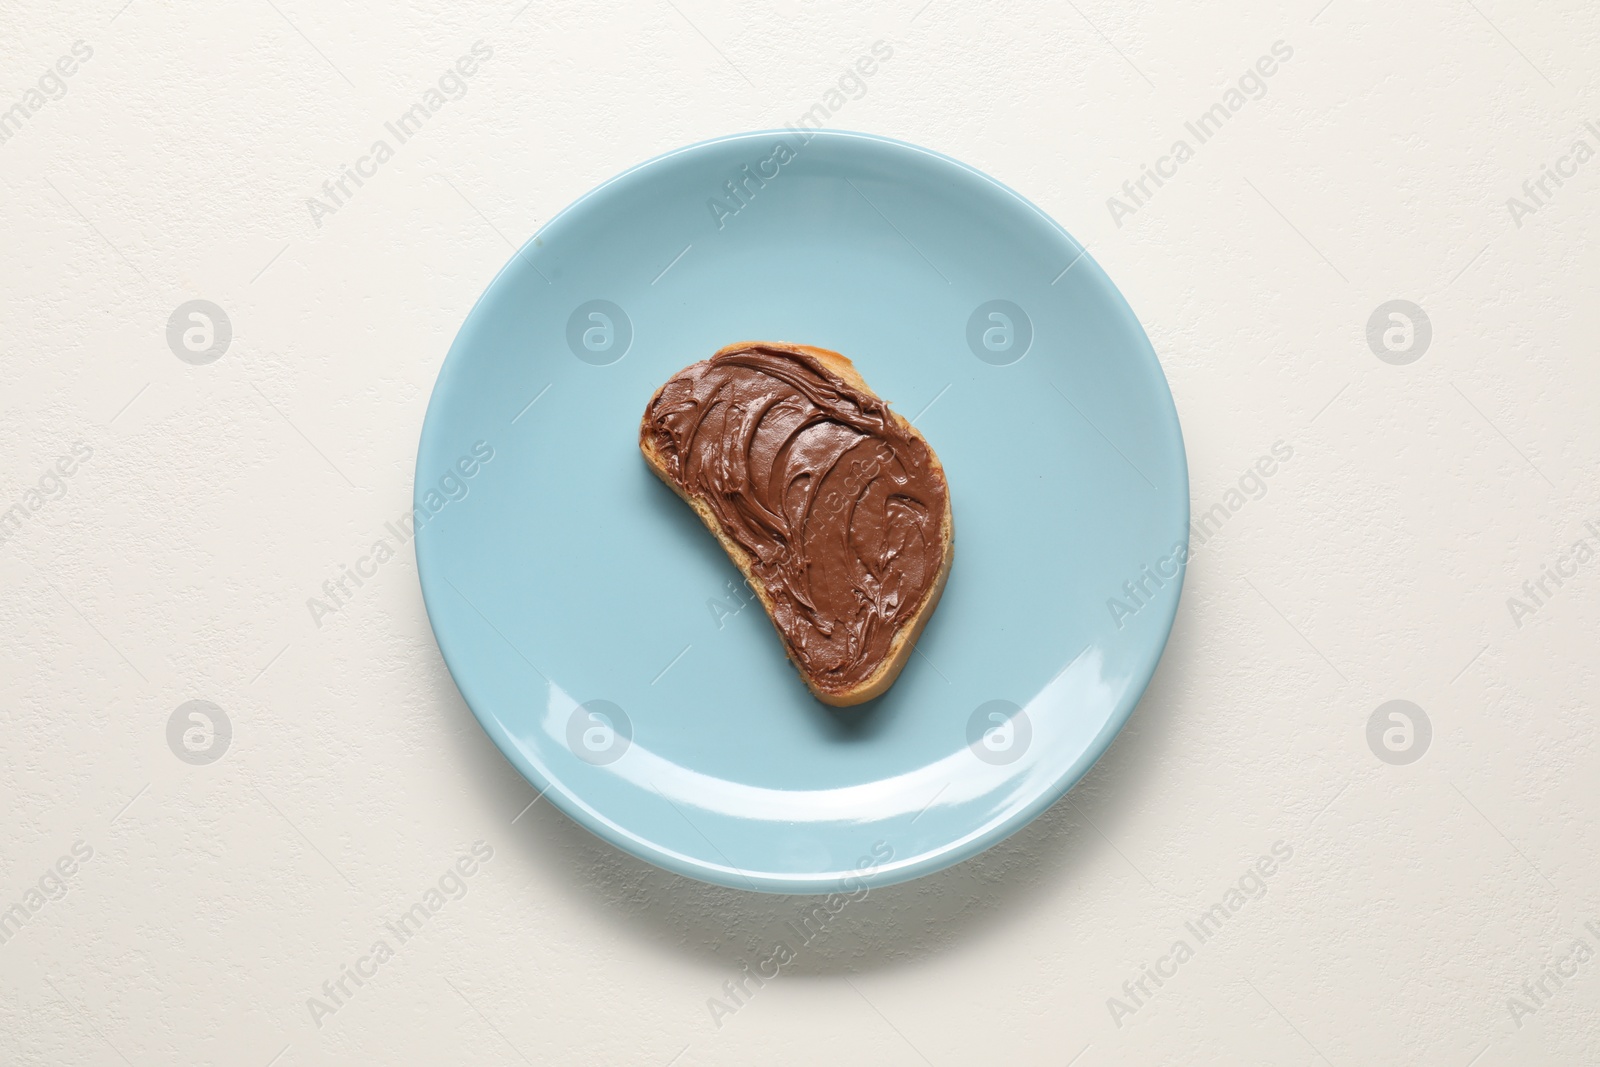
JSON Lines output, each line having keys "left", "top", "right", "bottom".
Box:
{"left": 640, "top": 341, "right": 954, "bottom": 706}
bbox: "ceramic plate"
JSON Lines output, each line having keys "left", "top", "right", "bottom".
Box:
{"left": 416, "top": 130, "right": 1187, "bottom": 893}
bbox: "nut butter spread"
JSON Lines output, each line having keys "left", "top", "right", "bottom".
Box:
{"left": 643, "top": 344, "right": 949, "bottom": 695}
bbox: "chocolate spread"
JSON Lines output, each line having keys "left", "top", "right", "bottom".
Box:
{"left": 643, "top": 345, "right": 949, "bottom": 695}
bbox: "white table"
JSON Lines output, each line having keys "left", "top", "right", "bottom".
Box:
{"left": 1, "top": 2, "right": 1595, "bottom": 1063}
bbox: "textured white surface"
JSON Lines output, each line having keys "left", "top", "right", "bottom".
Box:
{"left": 2, "top": 0, "right": 1598, "bottom": 1063}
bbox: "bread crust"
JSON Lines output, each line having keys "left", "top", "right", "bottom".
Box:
{"left": 640, "top": 341, "right": 954, "bottom": 707}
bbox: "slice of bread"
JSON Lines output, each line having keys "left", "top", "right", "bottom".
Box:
{"left": 640, "top": 341, "right": 954, "bottom": 706}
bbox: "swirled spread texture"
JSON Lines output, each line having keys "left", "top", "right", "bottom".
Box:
{"left": 642, "top": 343, "right": 951, "bottom": 701}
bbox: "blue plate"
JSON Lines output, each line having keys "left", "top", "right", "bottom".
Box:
{"left": 416, "top": 130, "right": 1187, "bottom": 893}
